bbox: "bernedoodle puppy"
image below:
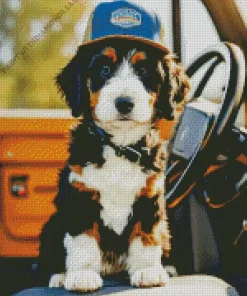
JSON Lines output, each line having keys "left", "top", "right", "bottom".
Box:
{"left": 38, "top": 1, "right": 190, "bottom": 293}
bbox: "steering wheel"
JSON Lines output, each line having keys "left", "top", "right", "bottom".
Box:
{"left": 165, "top": 42, "right": 246, "bottom": 208}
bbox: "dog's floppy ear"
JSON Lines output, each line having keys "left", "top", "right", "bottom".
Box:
{"left": 56, "top": 48, "right": 90, "bottom": 118}
{"left": 156, "top": 54, "right": 190, "bottom": 120}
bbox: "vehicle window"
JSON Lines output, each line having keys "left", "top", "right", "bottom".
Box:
{"left": 180, "top": 0, "right": 220, "bottom": 66}
{"left": 0, "top": 0, "right": 173, "bottom": 109}
{"left": 235, "top": 0, "right": 247, "bottom": 24}
{"left": 180, "top": 0, "right": 244, "bottom": 127}
{"left": 180, "top": 0, "right": 223, "bottom": 103}
{"left": 0, "top": 0, "right": 91, "bottom": 109}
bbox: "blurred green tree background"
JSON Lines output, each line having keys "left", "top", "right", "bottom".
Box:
{"left": 0, "top": 0, "right": 90, "bottom": 109}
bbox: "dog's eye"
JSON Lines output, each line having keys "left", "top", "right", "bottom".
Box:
{"left": 100, "top": 65, "right": 111, "bottom": 79}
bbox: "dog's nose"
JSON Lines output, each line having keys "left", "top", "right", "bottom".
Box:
{"left": 115, "top": 97, "right": 134, "bottom": 114}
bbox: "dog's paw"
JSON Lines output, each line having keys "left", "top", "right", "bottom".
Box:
{"left": 64, "top": 270, "right": 103, "bottom": 292}
{"left": 49, "top": 273, "right": 65, "bottom": 288}
{"left": 131, "top": 266, "right": 169, "bottom": 288}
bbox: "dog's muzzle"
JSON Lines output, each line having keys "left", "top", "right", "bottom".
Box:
{"left": 115, "top": 97, "right": 134, "bottom": 115}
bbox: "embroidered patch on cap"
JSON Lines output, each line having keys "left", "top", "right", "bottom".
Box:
{"left": 110, "top": 8, "right": 142, "bottom": 29}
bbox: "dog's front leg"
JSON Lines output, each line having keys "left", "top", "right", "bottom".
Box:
{"left": 127, "top": 172, "right": 170, "bottom": 288}
{"left": 127, "top": 234, "right": 169, "bottom": 288}
{"left": 63, "top": 231, "right": 102, "bottom": 292}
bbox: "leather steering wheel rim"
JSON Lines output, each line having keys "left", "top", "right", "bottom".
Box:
{"left": 166, "top": 42, "right": 246, "bottom": 207}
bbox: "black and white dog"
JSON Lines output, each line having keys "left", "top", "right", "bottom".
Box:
{"left": 38, "top": 37, "right": 190, "bottom": 292}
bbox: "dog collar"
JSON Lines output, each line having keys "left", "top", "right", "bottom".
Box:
{"left": 88, "top": 122, "right": 161, "bottom": 172}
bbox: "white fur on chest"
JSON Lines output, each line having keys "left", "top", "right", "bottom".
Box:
{"left": 69, "top": 146, "right": 148, "bottom": 235}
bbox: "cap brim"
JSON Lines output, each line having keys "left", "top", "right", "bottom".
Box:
{"left": 79, "top": 35, "right": 171, "bottom": 54}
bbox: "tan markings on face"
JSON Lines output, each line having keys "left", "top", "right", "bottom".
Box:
{"left": 131, "top": 51, "right": 146, "bottom": 65}
{"left": 102, "top": 47, "right": 117, "bottom": 63}
{"left": 85, "top": 222, "right": 101, "bottom": 244}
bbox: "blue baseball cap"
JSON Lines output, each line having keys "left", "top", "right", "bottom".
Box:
{"left": 82, "top": 1, "right": 170, "bottom": 53}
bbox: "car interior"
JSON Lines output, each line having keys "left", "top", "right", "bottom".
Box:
{"left": 0, "top": 0, "right": 246, "bottom": 295}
